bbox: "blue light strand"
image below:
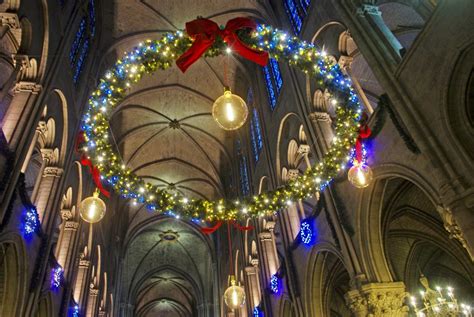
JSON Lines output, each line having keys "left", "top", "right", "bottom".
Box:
{"left": 88, "top": 0, "right": 96, "bottom": 38}
{"left": 300, "top": 219, "right": 314, "bottom": 245}
{"left": 253, "top": 307, "right": 264, "bottom": 316}
{"left": 73, "top": 38, "right": 90, "bottom": 83}
{"left": 22, "top": 206, "right": 40, "bottom": 239}
{"left": 51, "top": 265, "right": 64, "bottom": 290}
{"left": 270, "top": 274, "right": 280, "bottom": 294}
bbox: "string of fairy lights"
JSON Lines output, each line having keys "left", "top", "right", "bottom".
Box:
{"left": 80, "top": 24, "right": 363, "bottom": 222}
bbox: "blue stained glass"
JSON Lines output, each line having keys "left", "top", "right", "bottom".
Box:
{"left": 89, "top": 0, "right": 96, "bottom": 37}
{"left": 263, "top": 65, "right": 277, "bottom": 110}
{"left": 73, "top": 38, "right": 90, "bottom": 83}
{"left": 70, "top": 18, "right": 86, "bottom": 66}
{"left": 270, "top": 59, "right": 283, "bottom": 94}
{"left": 284, "top": 0, "right": 303, "bottom": 34}
{"left": 250, "top": 108, "right": 263, "bottom": 163}
{"left": 300, "top": 0, "right": 311, "bottom": 12}
{"left": 240, "top": 156, "right": 250, "bottom": 196}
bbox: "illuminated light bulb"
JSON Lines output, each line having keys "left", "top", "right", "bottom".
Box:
{"left": 223, "top": 277, "right": 245, "bottom": 310}
{"left": 212, "top": 88, "right": 248, "bottom": 130}
{"left": 79, "top": 189, "right": 106, "bottom": 224}
{"left": 226, "top": 47, "right": 232, "bottom": 54}
{"left": 348, "top": 161, "right": 373, "bottom": 188}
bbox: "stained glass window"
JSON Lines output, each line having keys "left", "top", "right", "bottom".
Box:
{"left": 250, "top": 108, "right": 263, "bottom": 163}
{"left": 89, "top": 0, "right": 96, "bottom": 37}
{"left": 70, "top": 0, "right": 96, "bottom": 84}
{"left": 70, "top": 18, "right": 86, "bottom": 66}
{"left": 240, "top": 156, "right": 250, "bottom": 196}
{"left": 270, "top": 59, "right": 283, "bottom": 94}
{"left": 262, "top": 58, "right": 282, "bottom": 110}
{"left": 284, "top": 0, "right": 311, "bottom": 34}
{"left": 73, "top": 38, "right": 90, "bottom": 83}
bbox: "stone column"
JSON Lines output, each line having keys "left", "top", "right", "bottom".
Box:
{"left": 245, "top": 259, "right": 262, "bottom": 309}
{"left": 345, "top": 282, "right": 408, "bottom": 317}
{"left": 1, "top": 80, "right": 42, "bottom": 149}
{"left": 56, "top": 219, "right": 80, "bottom": 280}
{"left": 20, "top": 120, "right": 46, "bottom": 173}
{"left": 74, "top": 253, "right": 91, "bottom": 310}
{"left": 356, "top": 4, "right": 404, "bottom": 63}
{"left": 339, "top": 55, "right": 374, "bottom": 114}
{"left": 34, "top": 164, "right": 63, "bottom": 225}
{"left": 309, "top": 112, "right": 333, "bottom": 153}
{"left": 86, "top": 287, "right": 99, "bottom": 317}
{"left": 258, "top": 230, "right": 278, "bottom": 286}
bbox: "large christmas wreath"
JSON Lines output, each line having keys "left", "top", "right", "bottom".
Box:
{"left": 80, "top": 18, "right": 363, "bottom": 222}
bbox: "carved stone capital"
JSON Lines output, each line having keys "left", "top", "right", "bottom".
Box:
{"left": 79, "top": 259, "right": 90, "bottom": 268}
{"left": 258, "top": 231, "right": 273, "bottom": 241}
{"left": 36, "top": 120, "right": 47, "bottom": 135}
{"left": 357, "top": 4, "right": 381, "bottom": 17}
{"left": 89, "top": 288, "right": 99, "bottom": 296}
{"left": 345, "top": 282, "right": 408, "bottom": 317}
{"left": 297, "top": 144, "right": 310, "bottom": 155}
{"left": 339, "top": 55, "right": 354, "bottom": 69}
{"left": 250, "top": 258, "right": 259, "bottom": 267}
{"left": 287, "top": 169, "right": 300, "bottom": 181}
{"left": 0, "top": 13, "right": 20, "bottom": 30}
{"left": 64, "top": 221, "right": 79, "bottom": 230}
{"left": 12, "top": 81, "right": 42, "bottom": 94}
{"left": 43, "top": 166, "right": 63, "bottom": 177}
{"left": 437, "top": 206, "right": 473, "bottom": 260}
{"left": 309, "top": 111, "right": 332, "bottom": 123}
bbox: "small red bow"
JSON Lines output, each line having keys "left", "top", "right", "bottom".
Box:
{"left": 76, "top": 131, "right": 110, "bottom": 198}
{"left": 176, "top": 17, "right": 269, "bottom": 72}
{"left": 355, "top": 124, "right": 371, "bottom": 163}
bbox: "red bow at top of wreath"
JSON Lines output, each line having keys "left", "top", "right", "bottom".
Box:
{"left": 176, "top": 17, "right": 269, "bottom": 72}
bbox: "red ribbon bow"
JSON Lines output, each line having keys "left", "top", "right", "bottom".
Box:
{"left": 355, "top": 124, "right": 371, "bottom": 163}
{"left": 176, "top": 17, "right": 269, "bottom": 72}
{"left": 76, "top": 131, "right": 110, "bottom": 198}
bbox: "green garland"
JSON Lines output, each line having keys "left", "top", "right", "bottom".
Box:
{"left": 81, "top": 25, "right": 362, "bottom": 221}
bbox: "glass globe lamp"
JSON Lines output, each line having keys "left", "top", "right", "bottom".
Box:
{"left": 212, "top": 87, "right": 248, "bottom": 130}
{"left": 224, "top": 276, "right": 246, "bottom": 310}
{"left": 348, "top": 161, "right": 373, "bottom": 188}
{"left": 79, "top": 189, "right": 106, "bottom": 223}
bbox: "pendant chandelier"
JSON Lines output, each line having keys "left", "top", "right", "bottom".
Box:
{"left": 79, "top": 189, "right": 106, "bottom": 224}
{"left": 409, "top": 275, "right": 472, "bottom": 316}
{"left": 212, "top": 87, "right": 248, "bottom": 131}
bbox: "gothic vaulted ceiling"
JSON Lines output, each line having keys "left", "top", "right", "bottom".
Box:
{"left": 100, "top": 1, "right": 271, "bottom": 315}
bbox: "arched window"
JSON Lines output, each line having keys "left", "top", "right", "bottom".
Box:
{"left": 236, "top": 140, "right": 250, "bottom": 196}
{"left": 70, "top": 0, "right": 96, "bottom": 83}
{"left": 262, "top": 58, "right": 283, "bottom": 110}
{"left": 284, "top": 0, "right": 311, "bottom": 34}
{"left": 250, "top": 108, "right": 263, "bottom": 163}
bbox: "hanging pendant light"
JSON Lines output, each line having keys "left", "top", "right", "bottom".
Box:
{"left": 79, "top": 189, "right": 106, "bottom": 223}
{"left": 348, "top": 160, "right": 373, "bottom": 188}
{"left": 224, "top": 276, "right": 246, "bottom": 310}
{"left": 212, "top": 87, "right": 248, "bottom": 131}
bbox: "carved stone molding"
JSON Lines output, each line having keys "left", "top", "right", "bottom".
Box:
{"left": 89, "top": 288, "right": 99, "bottom": 296}
{"left": 357, "top": 4, "right": 382, "bottom": 17}
{"left": 437, "top": 205, "right": 473, "bottom": 261}
{"left": 43, "top": 166, "right": 64, "bottom": 177}
{"left": 258, "top": 231, "right": 272, "bottom": 242}
{"left": 36, "top": 120, "right": 47, "bottom": 135}
{"left": 64, "top": 221, "right": 79, "bottom": 230}
{"left": 79, "top": 259, "right": 90, "bottom": 268}
{"left": 309, "top": 111, "right": 332, "bottom": 123}
{"left": 345, "top": 282, "right": 408, "bottom": 317}
{"left": 339, "top": 55, "right": 354, "bottom": 69}
{"left": 12, "top": 81, "right": 42, "bottom": 94}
